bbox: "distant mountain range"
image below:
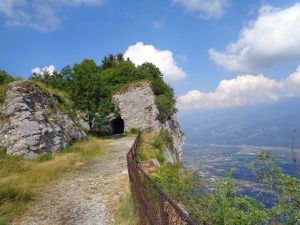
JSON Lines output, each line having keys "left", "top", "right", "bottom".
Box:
{"left": 178, "top": 98, "right": 300, "bottom": 147}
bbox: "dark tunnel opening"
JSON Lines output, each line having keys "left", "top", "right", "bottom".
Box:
{"left": 111, "top": 118, "right": 125, "bottom": 134}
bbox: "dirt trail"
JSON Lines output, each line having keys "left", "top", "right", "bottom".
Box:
{"left": 13, "top": 135, "right": 135, "bottom": 225}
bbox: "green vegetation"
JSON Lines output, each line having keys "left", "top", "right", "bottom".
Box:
{"left": 0, "top": 71, "right": 14, "bottom": 85}
{"left": 0, "top": 138, "right": 108, "bottom": 224}
{"left": 136, "top": 129, "right": 174, "bottom": 163}
{"left": 113, "top": 193, "right": 139, "bottom": 225}
{"left": 137, "top": 131, "right": 173, "bottom": 163}
{"left": 31, "top": 54, "right": 176, "bottom": 130}
{"left": 152, "top": 152, "right": 300, "bottom": 225}
{"left": 29, "top": 81, "right": 78, "bottom": 119}
{"left": 122, "top": 128, "right": 140, "bottom": 137}
{"left": 0, "top": 70, "right": 15, "bottom": 103}
{"left": 136, "top": 131, "right": 300, "bottom": 225}
{"left": 0, "top": 112, "right": 9, "bottom": 123}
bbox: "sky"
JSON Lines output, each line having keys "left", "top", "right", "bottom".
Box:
{"left": 1, "top": 0, "right": 300, "bottom": 112}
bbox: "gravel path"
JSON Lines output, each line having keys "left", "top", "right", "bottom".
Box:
{"left": 13, "top": 135, "right": 136, "bottom": 225}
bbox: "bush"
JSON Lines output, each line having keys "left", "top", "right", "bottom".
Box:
{"left": 0, "top": 70, "right": 15, "bottom": 103}
{"left": 0, "top": 71, "right": 14, "bottom": 85}
{"left": 152, "top": 151, "right": 300, "bottom": 224}
{"left": 159, "top": 129, "right": 173, "bottom": 150}
{"left": 151, "top": 163, "right": 199, "bottom": 211}
{"left": 137, "top": 132, "right": 300, "bottom": 225}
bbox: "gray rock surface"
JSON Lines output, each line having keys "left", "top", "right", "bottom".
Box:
{"left": 113, "top": 82, "right": 161, "bottom": 131}
{"left": 113, "top": 81, "right": 184, "bottom": 163}
{"left": 161, "top": 113, "right": 185, "bottom": 163}
{"left": 0, "top": 81, "right": 86, "bottom": 157}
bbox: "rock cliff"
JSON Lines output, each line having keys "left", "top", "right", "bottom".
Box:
{"left": 0, "top": 81, "right": 86, "bottom": 157}
{"left": 113, "top": 81, "right": 184, "bottom": 163}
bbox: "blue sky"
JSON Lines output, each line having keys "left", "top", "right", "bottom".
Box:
{"left": 1, "top": 0, "right": 300, "bottom": 112}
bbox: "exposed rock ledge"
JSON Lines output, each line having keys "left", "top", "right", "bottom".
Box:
{"left": 113, "top": 81, "right": 185, "bottom": 163}
{"left": 0, "top": 81, "right": 86, "bottom": 157}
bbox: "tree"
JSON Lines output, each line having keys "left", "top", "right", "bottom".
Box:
{"left": 250, "top": 152, "right": 300, "bottom": 224}
{"left": 70, "top": 59, "right": 113, "bottom": 130}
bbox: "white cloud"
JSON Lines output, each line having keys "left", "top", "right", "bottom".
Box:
{"left": 210, "top": 3, "right": 300, "bottom": 73}
{"left": 124, "top": 42, "right": 187, "bottom": 82}
{"left": 32, "top": 65, "right": 56, "bottom": 76}
{"left": 0, "top": 0, "right": 104, "bottom": 31}
{"left": 178, "top": 66, "right": 300, "bottom": 110}
{"left": 172, "top": 0, "right": 230, "bottom": 19}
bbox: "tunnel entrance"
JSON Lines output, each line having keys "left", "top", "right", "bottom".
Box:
{"left": 111, "top": 118, "right": 124, "bottom": 134}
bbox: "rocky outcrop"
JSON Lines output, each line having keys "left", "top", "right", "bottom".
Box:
{"left": 0, "top": 81, "right": 86, "bottom": 157}
{"left": 113, "top": 81, "right": 184, "bottom": 163}
{"left": 161, "top": 113, "right": 184, "bottom": 163}
{"left": 113, "top": 82, "right": 160, "bottom": 131}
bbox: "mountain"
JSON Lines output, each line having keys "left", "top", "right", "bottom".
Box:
{"left": 178, "top": 98, "right": 300, "bottom": 147}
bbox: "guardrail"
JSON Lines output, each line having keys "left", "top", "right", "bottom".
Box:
{"left": 127, "top": 129, "right": 197, "bottom": 225}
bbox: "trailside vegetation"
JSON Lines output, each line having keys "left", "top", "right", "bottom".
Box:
{"left": 158, "top": 152, "right": 300, "bottom": 224}
{"left": 0, "top": 70, "right": 15, "bottom": 103}
{"left": 31, "top": 54, "right": 176, "bottom": 129}
{"left": 0, "top": 138, "right": 108, "bottom": 224}
{"left": 137, "top": 132, "right": 300, "bottom": 224}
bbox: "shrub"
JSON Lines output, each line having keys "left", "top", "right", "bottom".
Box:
{"left": 159, "top": 129, "right": 173, "bottom": 150}
{"left": 0, "top": 70, "right": 15, "bottom": 103}
{"left": 0, "top": 71, "right": 14, "bottom": 85}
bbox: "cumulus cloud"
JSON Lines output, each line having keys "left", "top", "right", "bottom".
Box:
{"left": 124, "top": 42, "right": 187, "bottom": 82}
{"left": 32, "top": 65, "right": 56, "bottom": 76}
{"left": 0, "top": 0, "right": 104, "bottom": 31}
{"left": 209, "top": 3, "right": 300, "bottom": 72}
{"left": 178, "top": 66, "right": 300, "bottom": 110}
{"left": 172, "top": 0, "right": 230, "bottom": 19}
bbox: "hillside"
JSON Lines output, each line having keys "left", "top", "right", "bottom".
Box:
{"left": 0, "top": 54, "right": 185, "bottom": 224}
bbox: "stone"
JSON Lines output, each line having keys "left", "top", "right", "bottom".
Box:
{"left": 112, "top": 81, "right": 185, "bottom": 163}
{"left": 0, "top": 81, "right": 86, "bottom": 158}
{"left": 113, "top": 82, "right": 160, "bottom": 131}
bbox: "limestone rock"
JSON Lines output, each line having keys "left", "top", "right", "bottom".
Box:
{"left": 113, "top": 82, "right": 160, "bottom": 131}
{"left": 0, "top": 81, "right": 86, "bottom": 157}
{"left": 113, "top": 81, "right": 184, "bottom": 163}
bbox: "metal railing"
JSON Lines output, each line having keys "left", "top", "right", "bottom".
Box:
{"left": 127, "top": 129, "right": 198, "bottom": 225}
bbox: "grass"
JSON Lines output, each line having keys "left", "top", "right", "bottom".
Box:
{"left": 0, "top": 137, "right": 108, "bottom": 224}
{"left": 0, "top": 112, "right": 9, "bottom": 124}
{"left": 113, "top": 80, "right": 148, "bottom": 95}
{"left": 136, "top": 131, "right": 165, "bottom": 163}
{"left": 122, "top": 128, "right": 140, "bottom": 137}
{"left": 0, "top": 85, "right": 7, "bottom": 103}
{"left": 112, "top": 193, "right": 139, "bottom": 225}
{"left": 30, "top": 81, "right": 77, "bottom": 120}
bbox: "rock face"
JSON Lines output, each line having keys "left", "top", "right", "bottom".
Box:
{"left": 113, "top": 82, "right": 160, "bottom": 131}
{"left": 113, "top": 81, "right": 184, "bottom": 163}
{"left": 161, "top": 113, "right": 184, "bottom": 163}
{"left": 0, "top": 81, "right": 86, "bottom": 157}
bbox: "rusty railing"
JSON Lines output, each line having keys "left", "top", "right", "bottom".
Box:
{"left": 127, "top": 129, "right": 197, "bottom": 225}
